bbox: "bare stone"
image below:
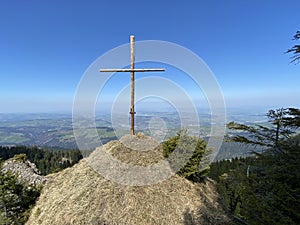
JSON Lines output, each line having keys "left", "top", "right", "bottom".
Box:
{"left": 2, "top": 159, "right": 46, "bottom": 186}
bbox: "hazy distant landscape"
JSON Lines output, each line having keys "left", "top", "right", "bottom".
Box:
{"left": 0, "top": 107, "right": 268, "bottom": 160}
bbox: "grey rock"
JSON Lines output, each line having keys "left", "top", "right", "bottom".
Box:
{"left": 2, "top": 159, "right": 46, "bottom": 186}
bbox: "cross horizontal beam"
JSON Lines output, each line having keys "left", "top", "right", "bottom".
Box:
{"left": 100, "top": 68, "right": 165, "bottom": 72}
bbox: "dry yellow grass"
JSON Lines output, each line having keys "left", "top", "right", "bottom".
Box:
{"left": 26, "top": 135, "right": 232, "bottom": 225}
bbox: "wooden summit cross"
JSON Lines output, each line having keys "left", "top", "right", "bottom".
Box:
{"left": 100, "top": 35, "right": 165, "bottom": 135}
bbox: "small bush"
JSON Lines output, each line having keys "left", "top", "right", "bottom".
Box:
{"left": 13, "top": 153, "right": 27, "bottom": 162}
{"left": 162, "top": 130, "right": 209, "bottom": 182}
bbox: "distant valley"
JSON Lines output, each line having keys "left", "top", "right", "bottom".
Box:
{"left": 0, "top": 109, "right": 268, "bottom": 159}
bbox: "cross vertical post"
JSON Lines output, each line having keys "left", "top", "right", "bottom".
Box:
{"left": 100, "top": 35, "right": 165, "bottom": 135}
{"left": 130, "top": 35, "right": 135, "bottom": 135}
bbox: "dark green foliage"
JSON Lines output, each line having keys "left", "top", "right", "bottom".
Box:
{"left": 0, "top": 146, "right": 82, "bottom": 175}
{"left": 209, "top": 108, "right": 300, "bottom": 225}
{"left": 0, "top": 160, "right": 41, "bottom": 224}
{"left": 283, "top": 108, "right": 300, "bottom": 127}
{"left": 0, "top": 146, "right": 83, "bottom": 175}
{"left": 209, "top": 146, "right": 300, "bottom": 225}
{"left": 286, "top": 31, "right": 300, "bottom": 64}
{"left": 162, "top": 130, "right": 208, "bottom": 182}
{"left": 227, "top": 108, "right": 300, "bottom": 151}
{"left": 0, "top": 147, "right": 83, "bottom": 224}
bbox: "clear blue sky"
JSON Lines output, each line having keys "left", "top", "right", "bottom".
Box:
{"left": 0, "top": 0, "right": 299, "bottom": 113}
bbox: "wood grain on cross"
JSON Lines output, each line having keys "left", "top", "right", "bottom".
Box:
{"left": 100, "top": 35, "right": 165, "bottom": 135}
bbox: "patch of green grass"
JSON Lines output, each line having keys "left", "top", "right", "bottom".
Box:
{"left": 0, "top": 132, "right": 30, "bottom": 144}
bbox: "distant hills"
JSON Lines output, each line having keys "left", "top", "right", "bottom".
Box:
{"left": 0, "top": 110, "right": 267, "bottom": 159}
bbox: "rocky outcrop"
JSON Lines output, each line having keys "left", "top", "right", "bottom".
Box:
{"left": 2, "top": 159, "right": 46, "bottom": 186}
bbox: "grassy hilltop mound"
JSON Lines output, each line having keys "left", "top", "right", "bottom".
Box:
{"left": 26, "top": 135, "right": 232, "bottom": 225}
